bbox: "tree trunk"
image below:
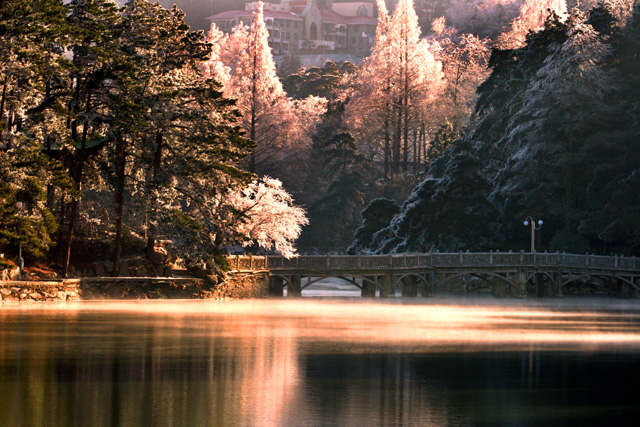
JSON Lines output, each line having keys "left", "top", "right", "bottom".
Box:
{"left": 0, "top": 79, "right": 6, "bottom": 124}
{"left": 61, "top": 198, "right": 79, "bottom": 277}
{"left": 62, "top": 88, "right": 91, "bottom": 277}
{"left": 383, "top": 115, "right": 390, "bottom": 178}
{"left": 112, "top": 132, "right": 126, "bottom": 277}
{"left": 393, "top": 104, "right": 402, "bottom": 175}
{"left": 413, "top": 129, "right": 420, "bottom": 173}
{"left": 249, "top": 41, "right": 258, "bottom": 174}
{"left": 146, "top": 131, "right": 163, "bottom": 255}
{"left": 402, "top": 60, "right": 409, "bottom": 174}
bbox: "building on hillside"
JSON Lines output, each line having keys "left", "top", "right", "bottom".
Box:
{"left": 207, "top": 0, "right": 377, "bottom": 56}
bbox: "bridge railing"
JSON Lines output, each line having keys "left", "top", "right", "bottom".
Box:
{"left": 225, "top": 252, "right": 640, "bottom": 272}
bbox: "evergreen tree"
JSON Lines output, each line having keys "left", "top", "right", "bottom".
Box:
{"left": 426, "top": 120, "right": 458, "bottom": 163}
{"left": 347, "top": 197, "right": 400, "bottom": 254}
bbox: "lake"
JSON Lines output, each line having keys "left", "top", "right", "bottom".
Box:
{"left": 1, "top": 291, "right": 640, "bottom": 426}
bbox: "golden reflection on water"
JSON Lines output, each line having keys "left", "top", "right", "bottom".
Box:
{"left": 1, "top": 298, "right": 640, "bottom": 426}
{"left": 2, "top": 299, "right": 640, "bottom": 350}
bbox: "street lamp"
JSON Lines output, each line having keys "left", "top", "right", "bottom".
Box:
{"left": 523, "top": 217, "right": 543, "bottom": 252}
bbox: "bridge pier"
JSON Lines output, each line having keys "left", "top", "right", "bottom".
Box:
{"left": 380, "top": 273, "right": 395, "bottom": 297}
{"left": 422, "top": 271, "right": 436, "bottom": 297}
{"left": 402, "top": 276, "right": 418, "bottom": 297}
{"left": 361, "top": 280, "right": 376, "bottom": 297}
{"left": 618, "top": 278, "right": 632, "bottom": 299}
{"left": 269, "top": 276, "right": 284, "bottom": 297}
{"left": 553, "top": 272, "right": 563, "bottom": 297}
{"left": 511, "top": 270, "right": 527, "bottom": 298}
{"left": 535, "top": 273, "right": 545, "bottom": 298}
{"left": 491, "top": 276, "right": 507, "bottom": 298}
{"left": 288, "top": 273, "right": 302, "bottom": 297}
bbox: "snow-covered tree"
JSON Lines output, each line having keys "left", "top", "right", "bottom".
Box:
{"left": 225, "top": 177, "right": 308, "bottom": 258}
{"left": 222, "top": 1, "right": 295, "bottom": 175}
{"left": 431, "top": 22, "right": 490, "bottom": 128}
{"left": 497, "top": 0, "right": 568, "bottom": 48}
{"left": 201, "top": 22, "right": 230, "bottom": 87}
{"left": 492, "top": 9, "right": 613, "bottom": 251}
{"left": 347, "top": 0, "right": 444, "bottom": 176}
{"left": 446, "top": 0, "right": 524, "bottom": 39}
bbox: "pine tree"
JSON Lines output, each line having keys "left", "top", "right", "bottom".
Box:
{"left": 0, "top": 0, "right": 73, "bottom": 263}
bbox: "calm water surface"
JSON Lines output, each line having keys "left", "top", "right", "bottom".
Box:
{"left": 1, "top": 292, "right": 640, "bottom": 426}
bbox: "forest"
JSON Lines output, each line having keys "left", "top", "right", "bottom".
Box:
{"left": 1, "top": 0, "right": 639, "bottom": 279}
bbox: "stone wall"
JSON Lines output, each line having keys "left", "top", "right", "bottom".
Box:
{"left": 0, "top": 280, "right": 82, "bottom": 302}
{"left": 0, "top": 273, "right": 269, "bottom": 302}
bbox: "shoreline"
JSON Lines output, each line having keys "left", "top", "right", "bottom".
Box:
{"left": 0, "top": 273, "right": 269, "bottom": 302}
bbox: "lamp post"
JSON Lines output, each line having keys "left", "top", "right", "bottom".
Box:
{"left": 523, "top": 217, "right": 543, "bottom": 252}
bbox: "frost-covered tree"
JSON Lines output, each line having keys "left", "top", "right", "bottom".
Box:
{"left": 431, "top": 20, "right": 490, "bottom": 128}
{"left": 224, "top": 177, "right": 308, "bottom": 258}
{"left": 361, "top": 1, "right": 638, "bottom": 255}
{"left": 491, "top": 9, "right": 613, "bottom": 252}
{"left": 446, "top": 0, "right": 524, "bottom": 39}
{"left": 201, "top": 22, "right": 230, "bottom": 87}
{"left": 347, "top": 197, "right": 400, "bottom": 254}
{"left": 222, "top": 1, "right": 294, "bottom": 175}
{"left": 368, "top": 138, "right": 498, "bottom": 253}
{"left": 346, "top": 0, "right": 396, "bottom": 176}
{"left": 497, "top": 0, "right": 568, "bottom": 48}
{"left": 347, "top": 0, "right": 444, "bottom": 176}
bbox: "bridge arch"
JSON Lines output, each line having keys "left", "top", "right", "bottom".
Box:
{"left": 270, "top": 274, "right": 294, "bottom": 289}
{"left": 562, "top": 273, "right": 639, "bottom": 292}
{"left": 441, "top": 271, "right": 518, "bottom": 290}
{"left": 301, "top": 275, "right": 377, "bottom": 290}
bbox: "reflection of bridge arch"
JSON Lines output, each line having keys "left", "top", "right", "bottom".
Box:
{"left": 228, "top": 252, "right": 640, "bottom": 298}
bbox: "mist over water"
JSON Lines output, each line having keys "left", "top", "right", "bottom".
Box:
{"left": 1, "top": 292, "right": 640, "bottom": 426}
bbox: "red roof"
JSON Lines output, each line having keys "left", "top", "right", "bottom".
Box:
{"left": 207, "top": 10, "right": 252, "bottom": 20}
{"left": 321, "top": 10, "right": 377, "bottom": 25}
{"left": 207, "top": 9, "right": 303, "bottom": 21}
{"left": 208, "top": 6, "right": 377, "bottom": 26}
{"left": 264, "top": 10, "right": 303, "bottom": 20}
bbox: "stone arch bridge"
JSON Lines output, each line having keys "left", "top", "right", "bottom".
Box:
{"left": 226, "top": 252, "right": 640, "bottom": 298}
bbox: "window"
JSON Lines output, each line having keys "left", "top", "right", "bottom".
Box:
{"left": 310, "top": 22, "right": 317, "bottom": 40}
{"left": 357, "top": 5, "right": 367, "bottom": 16}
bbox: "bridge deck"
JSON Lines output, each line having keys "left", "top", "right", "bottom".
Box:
{"left": 226, "top": 252, "right": 640, "bottom": 298}
{"left": 227, "top": 252, "right": 640, "bottom": 274}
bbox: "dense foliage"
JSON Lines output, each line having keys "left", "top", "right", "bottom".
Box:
{"left": 4, "top": 0, "right": 640, "bottom": 273}
{"left": 363, "top": 0, "right": 640, "bottom": 256}
{"left": 0, "top": 0, "right": 307, "bottom": 275}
